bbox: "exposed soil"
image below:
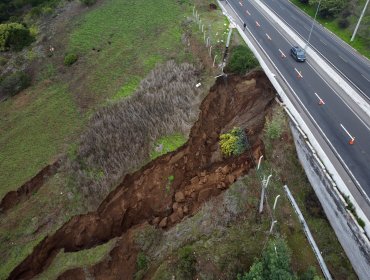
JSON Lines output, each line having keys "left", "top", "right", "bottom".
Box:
{"left": 0, "top": 159, "right": 60, "bottom": 213}
{"left": 9, "top": 71, "right": 275, "bottom": 280}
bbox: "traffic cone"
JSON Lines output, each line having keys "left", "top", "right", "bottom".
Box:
{"left": 318, "top": 99, "right": 325, "bottom": 105}
{"left": 256, "top": 21, "right": 260, "bottom": 27}
{"left": 297, "top": 71, "right": 302, "bottom": 79}
{"left": 349, "top": 138, "right": 355, "bottom": 145}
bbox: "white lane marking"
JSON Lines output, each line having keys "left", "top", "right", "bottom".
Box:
{"left": 339, "top": 55, "right": 348, "bottom": 63}
{"left": 266, "top": 33, "right": 272, "bottom": 40}
{"left": 361, "top": 74, "right": 370, "bottom": 83}
{"left": 314, "top": 92, "right": 325, "bottom": 105}
{"left": 239, "top": 1, "right": 243, "bottom": 7}
{"left": 246, "top": 10, "right": 251, "bottom": 16}
{"left": 340, "top": 123, "right": 355, "bottom": 141}
{"left": 279, "top": 49, "right": 286, "bottom": 58}
{"left": 294, "top": 68, "right": 303, "bottom": 78}
{"left": 223, "top": 0, "right": 369, "bottom": 202}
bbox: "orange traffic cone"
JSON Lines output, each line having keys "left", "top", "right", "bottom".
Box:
{"left": 349, "top": 138, "right": 355, "bottom": 145}
{"left": 318, "top": 99, "right": 325, "bottom": 105}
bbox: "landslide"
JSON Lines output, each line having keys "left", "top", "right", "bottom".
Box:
{"left": 0, "top": 160, "right": 60, "bottom": 213}
{"left": 9, "top": 70, "right": 275, "bottom": 280}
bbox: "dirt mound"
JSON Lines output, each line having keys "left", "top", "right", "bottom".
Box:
{"left": 0, "top": 159, "right": 60, "bottom": 213}
{"left": 9, "top": 71, "right": 275, "bottom": 280}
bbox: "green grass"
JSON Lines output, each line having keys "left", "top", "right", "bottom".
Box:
{"left": 290, "top": 0, "right": 370, "bottom": 59}
{"left": 0, "top": 84, "right": 82, "bottom": 198}
{"left": 67, "top": 0, "right": 190, "bottom": 100}
{"left": 35, "top": 239, "right": 116, "bottom": 279}
{"left": 150, "top": 133, "right": 187, "bottom": 160}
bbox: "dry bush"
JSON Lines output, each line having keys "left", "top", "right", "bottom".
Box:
{"left": 67, "top": 61, "right": 201, "bottom": 208}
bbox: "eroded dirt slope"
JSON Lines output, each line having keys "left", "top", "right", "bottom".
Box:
{"left": 9, "top": 71, "right": 275, "bottom": 280}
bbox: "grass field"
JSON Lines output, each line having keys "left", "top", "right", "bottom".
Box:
{"left": 0, "top": 0, "right": 193, "bottom": 198}
{"left": 290, "top": 0, "right": 370, "bottom": 59}
{"left": 66, "top": 0, "right": 191, "bottom": 101}
{"left": 0, "top": 83, "right": 82, "bottom": 199}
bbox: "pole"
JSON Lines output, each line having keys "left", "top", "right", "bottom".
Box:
{"left": 351, "top": 0, "right": 369, "bottom": 42}
{"left": 257, "top": 155, "right": 263, "bottom": 170}
{"left": 269, "top": 220, "right": 277, "bottom": 233}
{"left": 259, "top": 175, "right": 272, "bottom": 213}
{"left": 213, "top": 55, "right": 218, "bottom": 67}
{"left": 305, "top": 0, "right": 321, "bottom": 50}
{"left": 273, "top": 195, "right": 280, "bottom": 211}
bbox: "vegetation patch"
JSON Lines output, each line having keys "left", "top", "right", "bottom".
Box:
{"left": 64, "top": 53, "right": 78, "bottom": 66}
{"left": 66, "top": 61, "right": 200, "bottom": 208}
{"left": 36, "top": 238, "right": 116, "bottom": 279}
{"left": 150, "top": 133, "right": 187, "bottom": 160}
{"left": 219, "top": 127, "right": 248, "bottom": 157}
{"left": 0, "top": 23, "right": 34, "bottom": 51}
{"left": 225, "top": 45, "right": 259, "bottom": 74}
{"left": 0, "top": 71, "right": 31, "bottom": 97}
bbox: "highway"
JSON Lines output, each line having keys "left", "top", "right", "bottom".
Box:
{"left": 223, "top": 0, "right": 370, "bottom": 208}
{"left": 262, "top": 0, "right": 370, "bottom": 102}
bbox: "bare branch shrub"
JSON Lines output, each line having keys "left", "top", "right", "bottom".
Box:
{"left": 66, "top": 61, "right": 201, "bottom": 208}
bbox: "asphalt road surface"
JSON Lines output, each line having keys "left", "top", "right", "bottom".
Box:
{"left": 225, "top": 0, "right": 370, "bottom": 203}
{"left": 262, "top": 0, "right": 370, "bottom": 102}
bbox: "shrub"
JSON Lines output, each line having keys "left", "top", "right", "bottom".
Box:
{"left": 177, "top": 246, "right": 196, "bottom": 279}
{"left": 0, "top": 71, "right": 31, "bottom": 96}
{"left": 80, "top": 0, "right": 97, "bottom": 6}
{"left": 338, "top": 18, "right": 350, "bottom": 29}
{"left": 225, "top": 45, "right": 259, "bottom": 74}
{"left": 219, "top": 127, "right": 248, "bottom": 157}
{"left": 0, "top": 23, "right": 34, "bottom": 52}
{"left": 64, "top": 53, "right": 78, "bottom": 66}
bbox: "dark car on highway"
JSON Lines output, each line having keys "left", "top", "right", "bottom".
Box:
{"left": 290, "top": 46, "right": 306, "bottom": 62}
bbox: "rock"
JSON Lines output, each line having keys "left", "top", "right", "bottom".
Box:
{"left": 159, "top": 217, "right": 167, "bottom": 228}
{"left": 221, "top": 166, "right": 230, "bottom": 174}
{"left": 190, "top": 176, "right": 199, "bottom": 185}
{"left": 200, "top": 171, "right": 206, "bottom": 177}
{"left": 172, "top": 202, "right": 179, "bottom": 211}
{"left": 177, "top": 207, "right": 184, "bottom": 219}
{"left": 201, "top": 176, "right": 207, "bottom": 184}
{"left": 227, "top": 174, "right": 235, "bottom": 184}
{"left": 198, "top": 188, "right": 213, "bottom": 202}
{"left": 153, "top": 217, "right": 160, "bottom": 225}
{"left": 183, "top": 205, "right": 189, "bottom": 214}
{"left": 175, "top": 191, "right": 185, "bottom": 202}
{"left": 169, "top": 212, "right": 180, "bottom": 224}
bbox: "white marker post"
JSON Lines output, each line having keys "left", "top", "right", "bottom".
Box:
{"left": 340, "top": 124, "right": 355, "bottom": 145}
{"left": 213, "top": 55, "right": 218, "bottom": 67}
{"left": 314, "top": 92, "right": 325, "bottom": 105}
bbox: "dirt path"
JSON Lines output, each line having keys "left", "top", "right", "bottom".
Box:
{"left": 9, "top": 71, "right": 275, "bottom": 280}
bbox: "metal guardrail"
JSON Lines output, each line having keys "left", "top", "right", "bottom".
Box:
{"left": 283, "top": 185, "right": 333, "bottom": 280}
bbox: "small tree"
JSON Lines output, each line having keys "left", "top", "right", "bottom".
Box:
{"left": 0, "top": 23, "right": 34, "bottom": 51}
{"left": 225, "top": 45, "right": 259, "bottom": 74}
{"left": 219, "top": 127, "right": 247, "bottom": 157}
{"left": 0, "top": 71, "right": 31, "bottom": 96}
